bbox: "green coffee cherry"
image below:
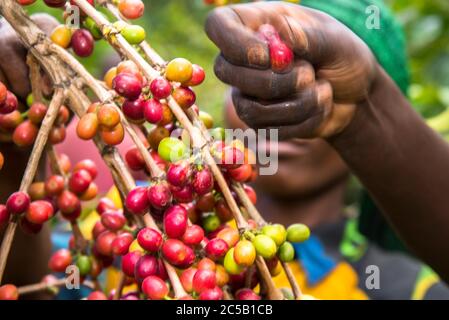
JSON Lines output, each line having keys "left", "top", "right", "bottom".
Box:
{"left": 252, "top": 234, "right": 277, "bottom": 259}
{"left": 278, "top": 242, "right": 295, "bottom": 262}
{"left": 262, "top": 224, "right": 287, "bottom": 246}
{"left": 287, "top": 224, "right": 310, "bottom": 243}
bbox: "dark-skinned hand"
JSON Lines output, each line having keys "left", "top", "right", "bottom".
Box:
{"left": 0, "top": 13, "right": 58, "bottom": 101}
{"left": 206, "top": 1, "right": 378, "bottom": 139}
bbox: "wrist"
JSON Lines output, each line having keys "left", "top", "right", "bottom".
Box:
{"left": 327, "top": 65, "right": 403, "bottom": 149}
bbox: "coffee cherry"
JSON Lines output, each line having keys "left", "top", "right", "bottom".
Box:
{"left": 121, "top": 25, "right": 146, "bottom": 45}
{"left": 196, "top": 192, "right": 215, "bottom": 212}
{"left": 0, "top": 205, "right": 10, "bottom": 227}
{"left": 215, "top": 264, "right": 229, "bottom": 287}
{"left": 118, "top": 0, "right": 145, "bottom": 20}
{"left": 162, "top": 239, "right": 187, "bottom": 266}
{"left": 55, "top": 106, "right": 70, "bottom": 126}
{"left": 164, "top": 205, "right": 188, "bottom": 239}
{"left": 149, "top": 77, "right": 171, "bottom": 100}
{"left": 192, "top": 269, "right": 216, "bottom": 294}
{"left": 197, "top": 257, "right": 216, "bottom": 271}
{"left": 180, "top": 267, "right": 197, "bottom": 293}
{"left": 50, "top": 25, "right": 72, "bottom": 49}
{"left": 243, "top": 184, "right": 257, "bottom": 205}
{"left": 48, "top": 248, "right": 72, "bottom": 272}
{"left": 13, "top": 120, "right": 38, "bottom": 147}
{"left": 96, "top": 230, "right": 117, "bottom": 257}
{"left": 286, "top": 223, "right": 310, "bottom": 243}
{"left": 216, "top": 227, "right": 239, "bottom": 247}
{"left": 262, "top": 224, "right": 287, "bottom": 246}
{"left": 147, "top": 181, "right": 172, "bottom": 210}
{"left": 278, "top": 241, "right": 295, "bottom": 262}
{"left": 57, "top": 190, "right": 81, "bottom": 220}
{"left": 125, "top": 187, "right": 150, "bottom": 215}
{"left": 80, "top": 182, "right": 98, "bottom": 201}
{"left": 192, "top": 167, "right": 214, "bottom": 195}
{"left": 166, "top": 58, "right": 193, "bottom": 83}
{"left": 0, "top": 112, "right": 21, "bottom": 133}
{"left": 224, "top": 248, "right": 245, "bottom": 275}
{"left": 235, "top": 288, "right": 261, "bottom": 300}
{"left": 117, "top": 60, "right": 144, "bottom": 82}
{"left": 96, "top": 197, "right": 116, "bottom": 215}
{"left": 170, "top": 184, "right": 194, "bottom": 204}
{"left": 83, "top": 16, "right": 102, "bottom": 40}
{"left": 202, "top": 214, "right": 220, "bottom": 233}
{"left": 181, "top": 224, "right": 204, "bottom": 246}
{"left": 6, "top": 191, "right": 30, "bottom": 214}
{"left": 69, "top": 169, "right": 92, "bottom": 194}
{"left": 135, "top": 254, "right": 158, "bottom": 282}
{"left": 97, "top": 104, "right": 120, "bottom": 130}
{"left": 122, "top": 97, "right": 145, "bottom": 122}
{"left": 76, "top": 255, "right": 92, "bottom": 276}
{"left": 44, "top": 175, "right": 64, "bottom": 197}
{"left": 71, "top": 29, "right": 94, "bottom": 57}
{"left": 48, "top": 125, "right": 66, "bottom": 145}
{"left": 143, "top": 99, "right": 163, "bottom": 124}
{"left": 0, "top": 152, "right": 3, "bottom": 171}
{"left": 142, "top": 276, "right": 168, "bottom": 300}
{"left": 198, "top": 111, "right": 213, "bottom": 129}
{"left": 219, "top": 145, "right": 245, "bottom": 169}
{"left": 44, "top": 0, "right": 66, "bottom": 7}
{"left": 122, "top": 251, "right": 142, "bottom": 277}
{"left": 25, "top": 200, "right": 53, "bottom": 224}
{"left": 234, "top": 240, "right": 256, "bottom": 267}
{"left": 111, "top": 232, "right": 134, "bottom": 255}
{"left": 77, "top": 113, "right": 99, "bottom": 140}
{"left": 159, "top": 103, "right": 174, "bottom": 126}
{"left": 183, "top": 64, "right": 205, "bottom": 87}
{"left": 0, "top": 284, "right": 18, "bottom": 300}
{"left": 252, "top": 234, "right": 277, "bottom": 259}
{"left": 257, "top": 24, "right": 293, "bottom": 73}
{"left": 228, "top": 164, "right": 252, "bottom": 182}
{"left": 137, "top": 227, "right": 163, "bottom": 252}
{"left": 0, "top": 82, "right": 6, "bottom": 105}
{"left": 28, "top": 102, "right": 48, "bottom": 124}
{"left": 100, "top": 123, "right": 125, "bottom": 145}
{"left": 158, "top": 137, "right": 187, "bottom": 162}
{"left": 101, "top": 210, "right": 126, "bottom": 231}
{"left": 167, "top": 160, "right": 192, "bottom": 187}
{"left": 104, "top": 67, "right": 117, "bottom": 89}
{"left": 17, "top": 0, "right": 37, "bottom": 5}
{"left": 74, "top": 159, "right": 98, "bottom": 180}
{"left": 199, "top": 286, "right": 223, "bottom": 300}
{"left": 112, "top": 73, "right": 142, "bottom": 100}
{"left": 87, "top": 291, "right": 107, "bottom": 300}
{"left": 124, "top": 147, "right": 144, "bottom": 171}
{"left": 205, "top": 238, "right": 228, "bottom": 261}
{"left": 172, "top": 87, "right": 196, "bottom": 110}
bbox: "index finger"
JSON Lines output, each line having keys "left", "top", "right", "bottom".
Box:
{"left": 205, "top": 6, "right": 270, "bottom": 69}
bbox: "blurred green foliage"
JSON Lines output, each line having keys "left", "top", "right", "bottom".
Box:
{"left": 24, "top": 0, "right": 449, "bottom": 122}
{"left": 386, "top": 0, "right": 449, "bottom": 118}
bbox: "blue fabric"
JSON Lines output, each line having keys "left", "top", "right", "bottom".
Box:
{"left": 293, "top": 235, "right": 337, "bottom": 286}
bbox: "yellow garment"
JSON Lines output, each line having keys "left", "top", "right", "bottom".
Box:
{"left": 273, "top": 261, "right": 368, "bottom": 300}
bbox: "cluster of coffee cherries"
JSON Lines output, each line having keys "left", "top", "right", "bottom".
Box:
{"left": 0, "top": 81, "right": 70, "bottom": 161}
{"left": 75, "top": 56, "right": 204, "bottom": 146}
{"left": 0, "top": 157, "right": 98, "bottom": 235}
{"left": 34, "top": 0, "right": 146, "bottom": 58}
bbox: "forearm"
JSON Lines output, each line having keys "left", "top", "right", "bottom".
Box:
{"left": 330, "top": 67, "right": 449, "bottom": 282}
